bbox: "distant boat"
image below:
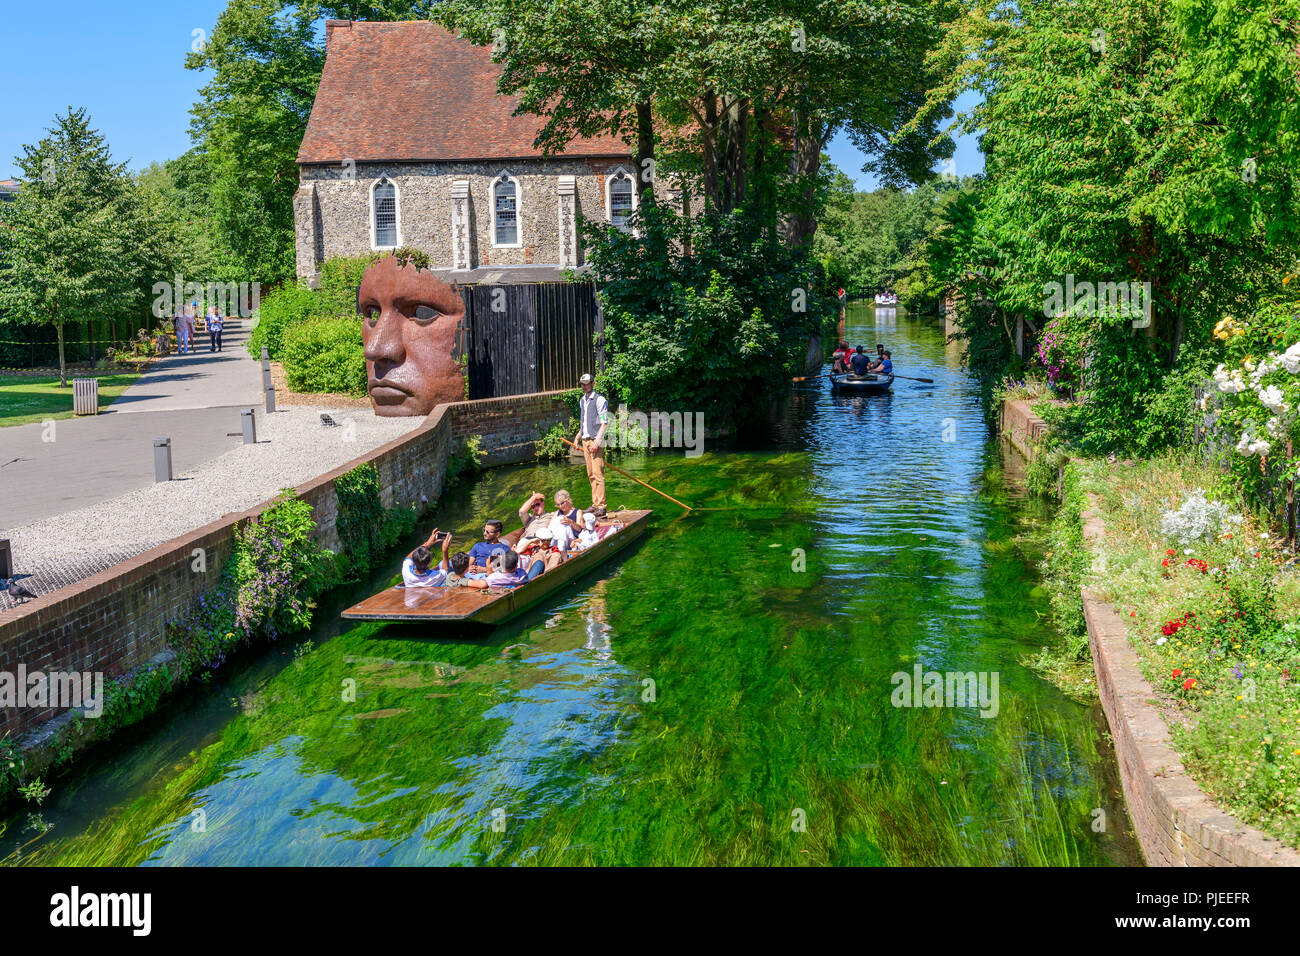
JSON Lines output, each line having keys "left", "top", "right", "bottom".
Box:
{"left": 829, "top": 372, "right": 894, "bottom": 394}
{"left": 874, "top": 292, "right": 899, "bottom": 306}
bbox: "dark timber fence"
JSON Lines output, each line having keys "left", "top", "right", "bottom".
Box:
{"left": 462, "top": 282, "right": 602, "bottom": 400}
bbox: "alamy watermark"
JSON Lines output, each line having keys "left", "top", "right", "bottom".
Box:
{"left": 605, "top": 405, "right": 705, "bottom": 458}
{"left": 151, "top": 276, "right": 261, "bottom": 318}
{"left": 1042, "top": 274, "right": 1151, "bottom": 329}
{"left": 1, "top": 665, "right": 104, "bottom": 718}
{"left": 890, "top": 664, "right": 1000, "bottom": 718}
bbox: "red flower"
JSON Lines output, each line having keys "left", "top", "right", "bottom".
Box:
{"left": 1161, "top": 558, "right": 1171, "bottom": 567}
{"left": 1186, "top": 558, "right": 1207, "bottom": 572}
{"left": 1166, "top": 549, "right": 1176, "bottom": 556}
{"left": 1182, "top": 678, "right": 1197, "bottom": 691}
{"left": 1172, "top": 668, "right": 1183, "bottom": 678}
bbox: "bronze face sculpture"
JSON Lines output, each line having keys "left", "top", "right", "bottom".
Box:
{"left": 357, "top": 256, "right": 466, "bottom": 416}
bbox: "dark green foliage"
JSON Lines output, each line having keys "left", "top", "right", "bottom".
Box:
{"left": 585, "top": 202, "right": 832, "bottom": 422}
{"left": 280, "top": 317, "right": 365, "bottom": 395}
{"left": 248, "top": 283, "right": 324, "bottom": 360}
{"left": 334, "top": 463, "right": 394, "bottom": 580}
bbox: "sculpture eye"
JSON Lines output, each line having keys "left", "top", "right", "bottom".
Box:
{"left": 363, "top": 305, "right": 380, "bottom": 324}
{"left": 414, "top": 305, "right": 439, "bottom": 322}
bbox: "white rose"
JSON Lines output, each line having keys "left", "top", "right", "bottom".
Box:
{"left": 1259, "top": 385, "right": 1287, "bottom": 413}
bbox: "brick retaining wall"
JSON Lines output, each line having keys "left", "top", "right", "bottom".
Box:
{"left": 0, "top": 391, "right": 570, "bottom": 746}
{"left": 1081, "top": 498, "right": 1300, "bottom": 866}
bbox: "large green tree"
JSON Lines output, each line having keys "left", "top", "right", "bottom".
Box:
{"left": 0, "top": 109, "right": 171, "bottom": 385}
{"left": 919, "top": 0, "right": 1300, "bottom": 453}
{"left": 185, "top": 1, "right": 435, "bottom": 284}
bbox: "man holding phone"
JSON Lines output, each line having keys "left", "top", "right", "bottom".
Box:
{"left": 403, "top": 527, "right": 454, "bottom": 587}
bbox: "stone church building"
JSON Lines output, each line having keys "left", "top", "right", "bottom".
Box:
{"left": 294, "top": 20, "right": 651, "bottom": 284}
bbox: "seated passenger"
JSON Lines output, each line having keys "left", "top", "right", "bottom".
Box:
{"left": 873, "top": 350, "right": 894, "bottom": 375}
{"left": 403, "top": 527, "right": 452, "bottom": 587}
{"left": 849, "top": 346, "right": 872, "bottom": 376}
{"left": 518, "top": 491, "right": 551, "bottom": 537}
{"left": 442, "top": 551, "right": 489, "bottom": 589}
{"left": 576, "top": 512, "right": 602, "bottom": 550}
{"left": 469, "top": 519, "right": 511, "bottom": 571}
{"left": 549, "top": 489, "right": 584, "bottom": 552}
{"left": 831, "top": 342, "right": 853, "bottom": 374}
{"left": 485, "top": 549, "right": 542, "bottom": 588}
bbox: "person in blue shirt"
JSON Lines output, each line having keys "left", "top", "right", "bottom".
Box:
{"left": 870, "top": 350, "right": 894, "bottom": 375}
{"left": 468, "top": 519, "right": 511, "bottom": 571}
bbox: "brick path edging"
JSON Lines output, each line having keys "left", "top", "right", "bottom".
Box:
{"left": 1081, "top": 499, "right": 1300, "bottom": 866}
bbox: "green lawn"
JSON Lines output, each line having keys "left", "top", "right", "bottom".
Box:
{"left": 0, "top": 374, "right": 141, "bottom": 427}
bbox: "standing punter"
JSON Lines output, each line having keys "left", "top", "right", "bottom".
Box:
{"left": 574, "top": 373, "right": 608, "bottom": 517}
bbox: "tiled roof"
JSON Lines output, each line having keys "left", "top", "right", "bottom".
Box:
{"left": 297, "top": 20, "right": 631, "bottom": 165}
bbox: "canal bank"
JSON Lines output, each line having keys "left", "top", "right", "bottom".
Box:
{"left": 4, "top": 304, "right": 1142, "bottom": 865}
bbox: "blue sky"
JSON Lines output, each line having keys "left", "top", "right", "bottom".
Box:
{"left": 3, "top": 1, "right": 984, "bottom": 189}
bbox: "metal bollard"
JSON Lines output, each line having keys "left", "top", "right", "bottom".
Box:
{"left": 261, "top": 346, "right": 272, "bottom": 389}
{"left": 265, "top": 383, "right": 276, "bottom": 413}
{"left": 0, "top": 538, "right": 12, "bottom": 580}
{"left": 241, "top": 408, "right": 257, "bottom": 444}
{"left": 154, "top": 437, "right": 173, "bottom": 482}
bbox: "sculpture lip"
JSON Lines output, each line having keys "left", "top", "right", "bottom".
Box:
{"left": 368, "top": 379, "right": 412, "bottom": 402}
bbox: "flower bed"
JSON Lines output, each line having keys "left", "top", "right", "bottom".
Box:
{"left": 1075, "top": 453, "right": 1300, "bottom": 848}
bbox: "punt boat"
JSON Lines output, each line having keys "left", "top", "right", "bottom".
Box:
{"left": 341, "top": 508, "right": 653, "bottom": 626}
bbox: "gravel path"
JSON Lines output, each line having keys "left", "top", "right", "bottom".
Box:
{"left": 1, "top": 406, "right": 423, "bottom": 605}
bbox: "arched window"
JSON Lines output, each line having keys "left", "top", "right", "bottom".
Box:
{"left": 492, "top": 171, "right": 521, "bottom": 247}
{"left": 606, "top": 168, "right": 636, "bottom": 230}
{"left": 371, "top": 177, "right": 400, "bottom": 249}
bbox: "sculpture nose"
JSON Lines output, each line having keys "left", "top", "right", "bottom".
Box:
{"left": 364, "top": 307, "right": 406, "bottom": 373}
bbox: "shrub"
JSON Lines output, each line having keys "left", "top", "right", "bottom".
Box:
{"left": 446, "top": 435, "right": 485, "bottom": 483}
{"left": 1160, "top": 489, "right": 1242, "bottom": 546}
{"left": 280, "top": 317, "right": 366, "bottom": 396}
{"left": 536, "top": 418, "right": 578, "bottom": 460}
{"left": 248, "top": 283, "right": 324, "bottom": 360}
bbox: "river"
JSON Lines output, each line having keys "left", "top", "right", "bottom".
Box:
{"left": 4, "top": 304, "right": 1140, "bottom": 866}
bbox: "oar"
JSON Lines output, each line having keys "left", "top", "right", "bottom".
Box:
{"left": 561, "top": 437, "right": 693, "bottom": 513}
{"left": 892, "top": 373, "right": 936, "bottom": 384}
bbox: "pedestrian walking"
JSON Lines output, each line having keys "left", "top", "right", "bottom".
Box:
{"left": 574, "top": 373, "right": 608, "bottom": 516}
{"left": 176, "top": 308, "right": 194, "bottom": 354}
{"left": 208, "top": 305, "right": 224, "bottom": 352}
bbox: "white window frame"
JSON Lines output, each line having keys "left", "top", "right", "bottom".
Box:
{"left": 605, "top": 166, "right": 638, "bottom": 231}
{"left": 370, "top": 176, "right": 402, "bottom": 250}
{"left": 491, "top": 170, "right": 523, "bottom": 248}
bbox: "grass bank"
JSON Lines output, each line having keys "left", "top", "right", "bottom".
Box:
{"left": 0, "top": 374, "right": 141, "bottom": 428}
{"left": 1055, "top": 451, "right": 1300, "bottom": 849}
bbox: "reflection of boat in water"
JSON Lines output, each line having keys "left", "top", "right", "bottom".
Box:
{"left": 874, "top": 292, "right": 899, "bottom": 305}
{"left": 829, "top": 372, "right": 894, "bottom": 394}
{"left": 341, "top": 509, "right": 653, "bottom": 626}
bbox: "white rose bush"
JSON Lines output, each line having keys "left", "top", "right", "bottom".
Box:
{"left": 1212, "top": 341, "right": 1300, "bottom": 502}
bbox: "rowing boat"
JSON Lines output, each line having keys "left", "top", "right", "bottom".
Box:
{"left": 340, "top": 508, "right": 653, "bottom": 625}
{"left": 829, "top": 372, "right": 894, "bottom": 394}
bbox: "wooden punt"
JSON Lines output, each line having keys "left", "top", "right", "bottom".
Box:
{"left": 340, "top": 509, "right": 653, "bottom": 626}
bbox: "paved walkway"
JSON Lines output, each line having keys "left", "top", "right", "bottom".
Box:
{"left": 109, "top": 322, "right": 263, "bottom": 413}
{"left": 1, "top": 324, "right": 268, "bottom": 529}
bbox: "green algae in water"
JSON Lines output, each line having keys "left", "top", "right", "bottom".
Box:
{"left": 4, "top": 308, "right": 1139, "bottom": 867}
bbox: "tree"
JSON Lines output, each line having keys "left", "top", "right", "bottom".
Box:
{"left": 185, "top": 1, "right": 435, "bottom": 284}
{"left": 0, "top": 109, "right": 166, "bottom": 385}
